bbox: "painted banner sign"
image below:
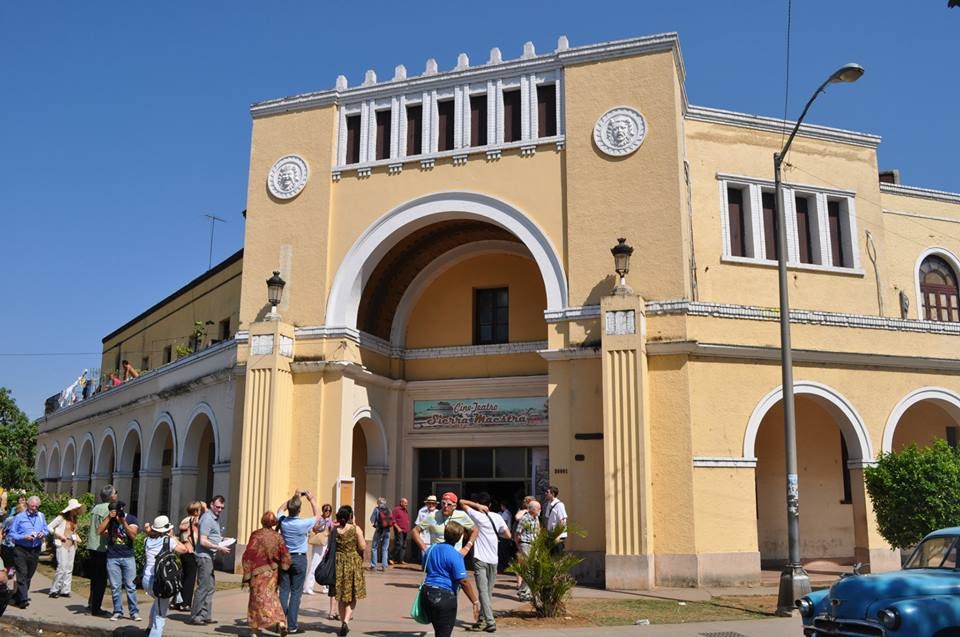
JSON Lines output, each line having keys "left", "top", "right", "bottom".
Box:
{"left": 413, "top": 397, "right": 548, "bottom": 430}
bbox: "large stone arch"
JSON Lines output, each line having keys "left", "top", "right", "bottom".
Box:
{"left": 388, "top": 240, "right": 534, "bottom": 348}
{"left": 36, "top": 447, "right": 47, "bottom": 477}
{"left": 118, "top": 422, "right": 143, "bottom": 472}
{"left": 914, "top": 247, "right": 960, "bottom": 321}
{"left": 178, "top": 402, "right": 220, "bottom": 507}
{"left": 47, "top": 444, "right": 61, "bottom": 492}
{"left": 352, "top": 406, "right": 389, "bottom": 468}
{"left": 180, "top": 402, "right": 220, "bottom": 466}
{"left": 60, "top": 437, "right": 77, "bottom": 483}
{"left": 146, "top": 413, "right": 177, "bottom": 471}
{"left": 77, "top": 433, "right": 96, "bottom": 494}
{"left": 326, "top": 192, "right": 568, "bottom": 328}
{"left": 743, "top": 381, "right": 873, "bottom": 463}
{"left": 882, "top": 387, "right": 960, "bottom": 453}
{"left": 95, "top": 428, "right": 117, "bottom": 478}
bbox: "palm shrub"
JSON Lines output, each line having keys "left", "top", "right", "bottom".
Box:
{"left": 505, "top": 523, "right": 583, "bottom": 617}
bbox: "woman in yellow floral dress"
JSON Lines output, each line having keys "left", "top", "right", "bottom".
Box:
{"left": 333, "top": 505, "right": 367, "bottom": 636}
{"left": 242, "top": 511, "right": 292, "bottom": 637}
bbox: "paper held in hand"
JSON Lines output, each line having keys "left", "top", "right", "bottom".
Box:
{"left": 218, "top": 537, "right": 237, "bottom": 549}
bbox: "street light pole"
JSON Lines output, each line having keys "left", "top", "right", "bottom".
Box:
{"left": 774, "top": 63, "right": 864, "bottom": 616}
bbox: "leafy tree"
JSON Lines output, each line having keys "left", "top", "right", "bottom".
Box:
{"left": 0, "top": 387, "right": 41, "bottom": 491}
{"left": 864, "top": 439, "right": 960, "bottom": 549}
{"left": 506, "top": 523, "right": 583, "bottom": 617}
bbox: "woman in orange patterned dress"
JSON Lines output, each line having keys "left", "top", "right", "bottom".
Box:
{"left": 242, "top": 511, "right": 292, "bottom": 637}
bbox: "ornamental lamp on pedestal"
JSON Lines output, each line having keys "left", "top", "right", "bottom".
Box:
{"left": 265, "top": 271, "right": 286, "bottom": 321}
{"left": 611, "top": 237, "right": 634, "bottom": 292}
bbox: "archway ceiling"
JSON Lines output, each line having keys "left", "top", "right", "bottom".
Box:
{"left": 357, "top": 220, "right": 522, "bottom": 340}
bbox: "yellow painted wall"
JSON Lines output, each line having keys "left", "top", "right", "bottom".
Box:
{"left": 101, "top": 254, "right": 242, "bottom": 376}
{"left": 892, "top": 402, "right": 957, "bottom": 451}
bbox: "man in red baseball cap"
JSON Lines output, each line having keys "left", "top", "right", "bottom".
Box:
{"left": 412, "top": 491, "right": 478, "bottom": 558}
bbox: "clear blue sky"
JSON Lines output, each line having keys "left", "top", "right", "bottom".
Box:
{"left": 1, "top": 2, "right": 956, "bottom": 419}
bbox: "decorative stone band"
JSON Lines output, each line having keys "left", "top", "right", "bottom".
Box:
{"left": 880, "top": 182, "right": 960, "bottom": 205}
{"left": 548, "top": 300, "right": 960, "bottom": 336}
{"left": 692, "top": 457, "right": 757, "bottom": 469}
{"left": 171, "top": 466, "right": 200, "bottom": 477}
{"left": 365, "top": 465, "right": 389, "bottom": 476}
{"left": 212, "top": 462, "right": 231, "bottom": 475}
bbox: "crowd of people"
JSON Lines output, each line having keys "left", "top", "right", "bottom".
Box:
{"left": 0, "top": 484, "right": 569, "bottom": 636}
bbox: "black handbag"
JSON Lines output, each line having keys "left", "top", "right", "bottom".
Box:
{"left": 315, "top": 525, "right": 337, "bottom": 586}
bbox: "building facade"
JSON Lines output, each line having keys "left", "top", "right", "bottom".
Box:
{"left": 38, "top": 33, "right": 960, "bottom": 587}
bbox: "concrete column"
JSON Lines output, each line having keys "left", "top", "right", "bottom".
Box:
{"left": 235, "top": 320, "right": 295, "bottom": 544}
{"left": 171, "top": 466, "right": 200, "bottom": 517}
{"left": 138, "top": 470, "right": 164, "bottom": 521}
{"left": 212, "top": 463, "right": 231, "bottom": 503}
{"left": 90, "top": 472, "right": 112, "bottom": 497}
{"left": 849, "top": 465, "right": 900, "bottom": 573}
{"left": 112, "top": 471, "right": 134, "bottom": 509}
{"left": 73, "top": 475, "right": 91, "bottom": 497}
{"left": 600, "top": 290, "right": 654, "bottom": 589}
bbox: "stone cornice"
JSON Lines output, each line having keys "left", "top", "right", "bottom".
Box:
{"left": 687, "top": 105, "right": 881, "bottom": 149}
{"left": 251, "top": 33, "right": 683, "bottom": 118}
{"left": 692, "top": 457, "right": 757, "bottom": 468}
{"left": 538, "top": 347, "right": 601, "bottom": 361}
{"left": 647, "top": 340, "right": 960, "bottom": 373}
{"left": 880, "top": 182, "right": 960, "bottom": 205}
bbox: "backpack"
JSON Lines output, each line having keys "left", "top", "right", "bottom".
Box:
{"left": 371, "top": 507, "right": 392, "bottom": 530}
{"left": 152, "top": 537, "right": 182, "bottom": 599}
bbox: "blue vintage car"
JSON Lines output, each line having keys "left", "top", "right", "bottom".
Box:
{"left": 798, "top": 527, "right": 960, "bottom": 636}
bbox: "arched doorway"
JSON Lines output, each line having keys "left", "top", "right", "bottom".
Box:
{"left": 77, "top": 435, "right": 95, "bottom": 495}
{"left": 118, "top": 426, "right": 143, "bottom": 517}
{"left": 748, "top": 383, "right": 872, "bottom": 569}
{"left": 35, "top": 448, "right": 47, "bottom": 492}
{"left": 95, "top": 431, "right": 116, "bottom": 496}
{"left": 182, "top": 409, "right": 218, "bottom": 506}
{"left": 60, "top": 440, "right": 77, "bottom": 495}
{"left": 144, "top": 419, "right": 176, "bottom": 517}
{"left": 352, "top": 423, "right": 368, "bottom": 529}
{"left": 883, "top": 388, "right": 960, "bottom": 452}
{"left": 47, "top": 445, "right": 61, "bottom": 494}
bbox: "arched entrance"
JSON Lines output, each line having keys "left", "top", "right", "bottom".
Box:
{"left": 143, "top": 417, "right": 176, "bottom": 517}
{"left": 77, "top": 435, "right": 95, "bottom": 495}
{"left": 118, "top": 424, "right": 143, "bottom": 517}
{"left": 179, "top": 405, "right": 219, "bottom": 512}
{"left": 94, "top": 430, "right": 117, "bottom": 496}
{"left": 35, "top": 448, "right": 47, "bottom": 492}
{"left": 350, "top": 409, "right": 389, "bottom": 534}
{"left": 60, "top": 440, "right": 77, "bottom": 495}
{"left": 883, "top": 388, "right": 960, "bottom": 452}
{"left": 47, "top": 445, "right": 61, "bottom": 493}
{"left": 747, "top": 382, "right": 872, "bottom": 569}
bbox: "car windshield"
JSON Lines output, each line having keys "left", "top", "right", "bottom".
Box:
{"left": 904, "top": 535, "right": 960, "bottom": 569}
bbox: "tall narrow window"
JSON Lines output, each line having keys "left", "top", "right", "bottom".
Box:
{"left": 503, "top": 89, "right": 522, "bottom": 142}
{"left": 219, "top": 317, "right": 231, "bottom": 342}
{"left": 141, "top": 356, "right": 150, "bottom": 372}
{"left": 762, "top": 191, "right": 779, "bottom": 260}
{"left": 727, "top": 187, "right": 748, "bottom": 257}
{"left": 345, "top": 114, "right": 362, "bottom": 164}
{"left": 375, "top": 110, "right": 391, "bottom": 160}
{"left": 437, "top": 100, "right": 455, "bottom": 152}
{"left": 827, "top": 200, "right": 847, "bottom": 267}
{"left": 537, "top": 83, "right": 557, "bottom": 137}
{"left": 474, "top": 287, "right": 509, "bottom": 345}
{"left": 406, "top": 104, "right": 423, "bottom": 155}
{"left": 920, "top": 255, "right": 960, "bottom": 322}
{"left": 470, "top": 94, "right": 487, "bottom": 146}
{"left": 162, "top": 345, "right": 172, "bottom": 364}
{"left": 795, "top": 195, "right": 814, "bottom": 264}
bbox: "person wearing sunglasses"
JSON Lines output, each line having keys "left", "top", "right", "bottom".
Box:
{"left": 412, "top": 492, "right": 477, "bottom": 558}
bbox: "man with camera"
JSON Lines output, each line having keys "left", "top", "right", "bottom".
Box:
{"left": 190, "top": 494, "right": 231, "bottom": 626}
{"left": 87, "top": 485, "right": 117, "bottom": 617}
{"left": 276, "top": 489, "right": 320, "bottom": 634}
{"left": 96, "top": 499, "right": 140, "bottom": 621}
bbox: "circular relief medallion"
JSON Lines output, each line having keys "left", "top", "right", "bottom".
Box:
{"left": 267, "top": 155, "right": 309, "bottom": 199}
{"left": 593, "top": 107, "right": 647, "bottom": 157}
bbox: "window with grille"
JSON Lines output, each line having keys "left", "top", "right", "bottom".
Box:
{"left": 920, "top": 255, "right": 960, "bottom": 322}
{"left": 474, "top": 287, "right": 509, "bottom": 345}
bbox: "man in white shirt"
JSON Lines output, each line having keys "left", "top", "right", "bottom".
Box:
{"left": 544, "top": 485, "right": 567, "bottom": 553}
{"left": 460, "top": 493, "right": 510, "bottom": 633}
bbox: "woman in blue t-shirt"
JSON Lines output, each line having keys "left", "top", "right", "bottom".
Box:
{"left": 420, "top": 521, "right": 480, "bottom": 637}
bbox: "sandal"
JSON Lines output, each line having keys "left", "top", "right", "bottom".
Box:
{"left": 329, "top": 613, "right": 340, "bottom": 621}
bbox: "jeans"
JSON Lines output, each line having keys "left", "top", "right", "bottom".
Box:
{"left": 51, "top": 544, "right": 76, "bottom": 594}
{"left": 106, "top": 556, "right": 139, "bottom": 616}
{"left": 279, "top": 553, "right": 307, "bottom": 630}
{"left": 87, "top": 550, "right": 108, "bottom": 612}
{"left": 422, "top": 585, "right": 458, "bottom": 637}
{"left": 371, "top": 528, "right": 390, "bottom": 569}
{"left": 191, "top": 555, "right": 215, "bottom": 623}
{"left": 473, "top": 559, "right": 497, "bottom": 625}
{"left": 179, "top": 553, "right": 198, "bottom": 606}
{"left": 12, "top": 545, "right": 39, "bottom": 605}
{"left": 143, "top": 576, "right": 170, "bottom": 637}
{"left": 391, "top": 531, "right": 407, "bottom": 563}
{"left": 517, "top": 543, "right": 532, "bottom": 597}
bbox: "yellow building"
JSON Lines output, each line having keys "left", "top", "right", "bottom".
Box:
{"left": 38, "top": 33, "right": 960, "bottom": 588}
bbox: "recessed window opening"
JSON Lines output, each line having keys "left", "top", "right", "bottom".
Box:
{"left": 920, "top": 255, "right": 960, "bottom": 322}
{"left": 470, "top": 94, "right": 487, "bottom": 146}
{"left": 794, "top": 194, "right": 817, "bottom": 265}
{"left": 406, "top": 104, "right": 423, "bottom": 156}
{"left": 437, "top": 100, "right": 455, "bottom": 152}
{"left": 827, "top": 199, "right": 848, "bottom": 268}
{"left": 537, "top": 83, "right": 557, "bottom": 137}
{"left": 727, "top": 186, "right": 749, "bottom": 258}
{"left": 474, "top": 287, "right": 509, "bottom": 345}
{"left": 503, "top": 89, "right": 522, "bottom": 143}
{"left": 761, "top": 191, "right": 778, "bottom": 260}
{"left": 345, "top": 114, "right": 362, "bottom": 164}
{"left": 375, "top": 110, "right": 392, "bottom": 160}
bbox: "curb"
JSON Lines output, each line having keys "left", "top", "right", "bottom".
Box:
{"left": 1, "top": 615, "right": 113, "bottom": 636}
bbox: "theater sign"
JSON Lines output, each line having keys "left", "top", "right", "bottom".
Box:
{"left": 413, "top": 397, "right": 548, "bottom": 430}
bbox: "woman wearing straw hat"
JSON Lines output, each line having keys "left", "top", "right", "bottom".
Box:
{"left": 48, "top": 498, "right": 84, "bottom": 598}
{"left": 142, "top": 515, "right": 187, "bottom": 637}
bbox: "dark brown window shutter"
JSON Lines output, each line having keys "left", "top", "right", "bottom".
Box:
{"left": 503, "top": 90, "right": 522, "bottom": 142}
{"left": 437, "top": 100, "right": 455, "bottom": 152}
{"left": 827, "top": 200, "right": 846, "bottom": 267}
{"left": 537, "top": 84, "right": 557, "bottom": 137}
{"left": 406, "top": 104, "right": 422, "bottom": 156}
{"left": 470, "top": 95, "right": 487, "bottom": 146}
{"left": 375, "top": 110, "right": 391, "bottom": 161}
{"left": 345, "top": 114, "right": 362, "bottom": 164}
{"left": 727, "top": 187, "right": 747, "bottom": 257}
{"left": 795, "top": 196, "right": 813, "bottom": 264}
{"left": 762, "top": 192, "right": 779, "bottom": 260}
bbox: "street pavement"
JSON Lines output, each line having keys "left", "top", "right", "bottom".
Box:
{"left": 0, "top": 565, "right": 801, "bottom": 637}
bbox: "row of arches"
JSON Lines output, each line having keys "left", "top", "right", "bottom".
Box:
{"left": 36, "top": 403, "right": 222, "bottom": 518}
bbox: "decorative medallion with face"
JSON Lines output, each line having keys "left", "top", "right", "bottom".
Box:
{"left": 268, "top": 155, "right": 309, "bottom": 199}
{"left": 593, "top": 107, "right": 647, "bottom": 157}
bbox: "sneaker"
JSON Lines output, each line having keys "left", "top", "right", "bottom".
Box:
{"left": 484, "top": 624, "right": 497, "bottom": 633}
{"left": 131, "top": 614, "right": 142, "bottom": 621}
{"left": 466, "top": 621, "right": 487, "bottom": 632}
{"left": 109, "top": 613, "right": 122, "bottom": 621}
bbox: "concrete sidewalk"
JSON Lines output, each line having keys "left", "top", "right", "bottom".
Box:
{"left": 0, "top": 566, "right": 801, "bottom": 637}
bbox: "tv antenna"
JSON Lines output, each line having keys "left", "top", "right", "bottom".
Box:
{"left": 205, "top": 214, "right": 227, "bottom": 269}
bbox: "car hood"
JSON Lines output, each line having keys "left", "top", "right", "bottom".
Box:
{"left": 827, "top": 570, "right": 960, "bottom": 619}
